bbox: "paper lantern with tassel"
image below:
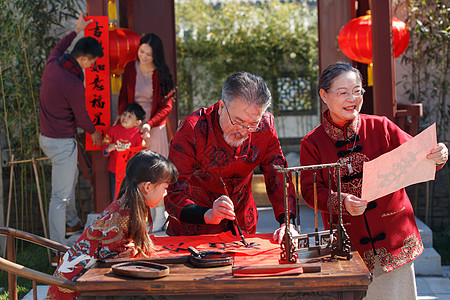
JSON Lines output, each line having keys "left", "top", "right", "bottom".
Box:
{"left": 109, "top": 24, "right": 141, "bottom": 94}
{"left": 338, "top": 13, "right": 410, "bottom": 86}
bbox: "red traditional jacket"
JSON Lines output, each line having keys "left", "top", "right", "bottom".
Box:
{"left": 118, "top": 61, "right": 173, "bottom": 128}
{"left": 300, "top": 111, "right": 424, "bottom": 273}
{"left": 166, "top": 102, "right": 296, "bottom": 236}
{"left": 101, "top": 124, "right": 143, "bottom": 173}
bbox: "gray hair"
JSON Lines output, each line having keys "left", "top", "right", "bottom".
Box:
{"left": 318, "top": 62, "right": 363, "bottom": 97}
{"left": 221, "top": 72, "right": 272, "bottom": 110}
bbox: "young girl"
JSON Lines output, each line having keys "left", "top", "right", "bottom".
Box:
{"left": 46, "top": 150, "right": 178, "bottom": 300}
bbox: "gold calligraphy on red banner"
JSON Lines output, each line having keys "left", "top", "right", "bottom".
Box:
{"left": 84, "top": 16, "right": 110, "bottom": 150}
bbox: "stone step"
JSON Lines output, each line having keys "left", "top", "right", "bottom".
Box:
{"left": 415, "top": 247, "right": 442, "bottom": 276}
{"left": 416, "top": 217, "right": 433, "bottom": 248}
{"left": 414, "top": 217, "right": 441, "bottom": 276}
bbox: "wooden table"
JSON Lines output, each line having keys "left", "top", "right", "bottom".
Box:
{"left": 77, "top": 250, "right": 372, "bottom": 299}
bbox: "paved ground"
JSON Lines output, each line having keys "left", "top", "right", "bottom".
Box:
{"left": 24, "top": 206, "right": 450, "bottom": 299}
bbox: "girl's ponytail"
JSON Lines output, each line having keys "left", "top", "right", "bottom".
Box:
{"left": 125, "top": 176, "right": 151, "bottom": 255}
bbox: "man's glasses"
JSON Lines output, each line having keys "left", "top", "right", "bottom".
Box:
{"left": 328, "top": 88, "right": 365, "bottom": 99}
{"left": 223, "top": 102, "right": 261, "bottom": 132}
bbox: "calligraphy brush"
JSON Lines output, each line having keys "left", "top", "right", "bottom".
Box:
{"left": 220, "top": 177, "right": 249, "bottom": 247}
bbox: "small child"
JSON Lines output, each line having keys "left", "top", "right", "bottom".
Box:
{"left": 46, "top": 150, "right": 179, "bottom": 300}
{"left": 102, "top": 103, "right": 148, "bottom": 198}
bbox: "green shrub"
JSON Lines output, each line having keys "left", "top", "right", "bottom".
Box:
{"left": 434, "top": 228, "right": 450, "bottom": 265}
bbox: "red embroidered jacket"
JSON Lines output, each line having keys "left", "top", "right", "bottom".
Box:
{"left": 46, "top": 198, "right": 147, "bottom": 299}
{"left": 118, "top": 61, "right": 173, "bottom": 128}
{"left": 300, "top": 112, "right": 424, "bottom": 273}
{"left": 166, "top": 102, "right": 296, "bottom": 235}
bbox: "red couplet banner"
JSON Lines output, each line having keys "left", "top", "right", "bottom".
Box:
{"left": 84, "top": 16, "right": 110, "bottom": 150}
{"left": 114, "top": 146, "right": 145, "bottom": 199}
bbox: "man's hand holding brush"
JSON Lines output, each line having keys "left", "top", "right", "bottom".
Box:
{"left": 204, "top": 196, "right": 236, "bottom": 225}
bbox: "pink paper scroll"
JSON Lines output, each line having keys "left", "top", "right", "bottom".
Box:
{"left": 361, "top": 123, "right": 437, "bottom": 202}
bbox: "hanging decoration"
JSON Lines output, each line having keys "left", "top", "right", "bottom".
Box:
{"left": 107, "top": 0, "right": 141, "bottom": 94}
{"left": 338, "top": 12, "right": 410, "bottom": 86}
{"left": 109, "top": 24, "right": 141, "bottom": 94}
{"left": 108, "top": 0, "right": 117, "bottom": 21}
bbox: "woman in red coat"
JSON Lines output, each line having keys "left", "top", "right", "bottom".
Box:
{"left": 300, "top": 62, "right": 448, "bottom": 300}
{"left": 118, "top": 33, "right": 175, "bottom": 231}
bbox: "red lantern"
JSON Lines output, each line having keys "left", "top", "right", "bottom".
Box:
{"left": 109, "top": 25, "right": 141, "bottom": 94}
{"left": 338, "top": 14, "right": 410, "bottom": 65}
{"left": 109, "top": 25, "right": 141, "bottom": 75}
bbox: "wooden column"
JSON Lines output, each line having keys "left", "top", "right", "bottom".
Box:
{"left": 86, "top": 0, "right": 107, "bottom": 16}
{"left": 371, "top": 0, "right": 395, "bottom": 120}
{"left": 317, "top": 0, "right": 354, "bottom": 115}
{"left": 356, "top": 0, "right": 374, "bottom": 115}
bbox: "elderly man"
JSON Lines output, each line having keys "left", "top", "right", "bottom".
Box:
{"left": 166, "top": 71, "right": 297, "bottom": 242}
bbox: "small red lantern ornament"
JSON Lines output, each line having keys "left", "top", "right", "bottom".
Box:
{"left": 109, "top": 24, "right": 141, "bottom": 94}
{"left": 338, "top": 13, "right": 410, "bottom": 86}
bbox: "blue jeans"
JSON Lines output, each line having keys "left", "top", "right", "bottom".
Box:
{"left": 39, "top": 134, "right": 80, "bottom": 246}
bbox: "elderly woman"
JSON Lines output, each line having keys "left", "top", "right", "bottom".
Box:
{"left": 300, "top": 62, "right": 448, "bottom": 299}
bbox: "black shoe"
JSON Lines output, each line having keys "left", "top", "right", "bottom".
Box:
{"left": 66, "top": 221, "right": 83, "bottom": 236}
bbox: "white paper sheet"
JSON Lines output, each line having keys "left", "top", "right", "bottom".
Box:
{"left": 361, "top": 123, "right": 436, "bottom": 202}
